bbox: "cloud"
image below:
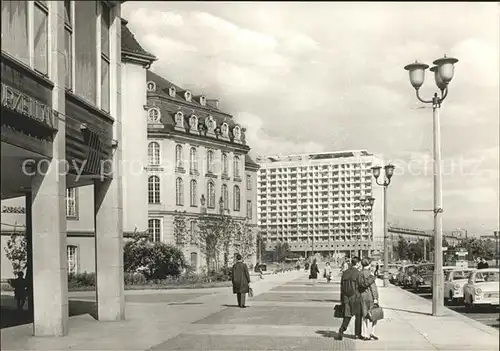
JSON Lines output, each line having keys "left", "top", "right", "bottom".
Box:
{"left": 122, "top": 2, "right": 499, "bottom": 234}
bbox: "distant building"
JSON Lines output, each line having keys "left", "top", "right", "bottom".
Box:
{"left": 257, "top": 150, "right": 384, "bottom": 259}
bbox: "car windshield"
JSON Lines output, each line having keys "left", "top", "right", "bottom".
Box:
{"left": 452, "top": 271, "right": 468, "bottom": 280}
{"left": 407, "top": 266, "right": 416, "bottom": 273}
{"left": 419, "top": 265, "right": 434, "bottom": 273}
{"left": 475, "top": 271, "right": 500, "bottom": 282}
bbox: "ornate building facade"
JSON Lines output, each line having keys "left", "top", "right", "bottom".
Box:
{"left": 145, "top": 71, "right": 259, "bottom": 270}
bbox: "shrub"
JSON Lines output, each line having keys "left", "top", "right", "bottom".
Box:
{"left": 68, "top": 272, "right": 96, "bottom": 289}
{"left": 124, "top": 272, "right": 147, "bottom": 286}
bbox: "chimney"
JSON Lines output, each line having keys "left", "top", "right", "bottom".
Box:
{"left": 206, "top": 99, "right": 219, "bottom": 109}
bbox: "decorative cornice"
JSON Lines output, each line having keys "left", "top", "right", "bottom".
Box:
{"left": 121, "top": 51, "right": 157, "bottom": 68}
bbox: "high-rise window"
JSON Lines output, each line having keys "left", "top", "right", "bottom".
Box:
{"left": 234, "top": 156, "right": 241, "bottom": 177}
{"left": 100, "top": 2, "right": 110, "bottom": 112}
{"left": 67, "top": 245, "right": 78, "bottom": 274}
{"left": 148, "top": 219, "right": 161, "bottom": 242}
{"left": 222, "top": 184, "right": 229, "bottom": 210}
{"left": 190, "top": 147, "right": 198, "bottom": 172}
{"left": 222, "top": 153, "right": 228, "bottom": 175}
{"left": 207, "top": 150, "right": 214, "bottom": 173}
{"left": 190, "top": 180, "right": 197, "bottom": 207}
{"left": 207, "top": 181, "right": 215, "bottom": 208}
{"left": 233, "top": 185, "right": 240, "bottom": 211}
{"left": 176, "top": 144, "right": 183, "bottom": 169}
{"left": 66, "top": 188, "right": 77, "bottom": 217}
{"left": 1, "top": 1, "right": 48, "bottom": 74}
{"left": 148, "top": 176, "right": 160, "bottom": 204}
{"left": 176, "top": 178, "right": 184, "bottom": 206}
{"left": 148, "top": 142, "right": 160, "bottom": 165}
{"left": 64, "top": 0, "right": 73, "bottom": 88}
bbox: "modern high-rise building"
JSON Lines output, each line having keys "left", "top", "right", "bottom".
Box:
{"left": 257, "top": 150, "right": 385, "bottom": 259}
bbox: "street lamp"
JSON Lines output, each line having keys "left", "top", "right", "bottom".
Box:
{"left": 360, "top": 196, "right": 375, "bottom": 257}
{"left": 404, "top": 54, "right": 459, "bottom": 317}
{"left": 371, "top": 164, "right": 395, "bottom": 288}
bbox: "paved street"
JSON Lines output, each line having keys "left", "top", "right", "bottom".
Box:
{"left": 2, "top": 269, "right": 499, "bottom": 350}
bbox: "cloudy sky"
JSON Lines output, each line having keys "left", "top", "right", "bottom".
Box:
{"left": 123, "top": 2, "right": 499, "bottom": 236}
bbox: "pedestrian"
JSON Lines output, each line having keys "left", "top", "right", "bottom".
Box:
{"left": 296, "top": 260, "right": 301, "bottom": 271}
{"left": 374, "top": 261, "right": 380, "bottom": 277}
{"left": 231, "top": 253, "right": 251, "bottom": 308}
{"left": 309, "top": 258, "right": 320, "bottom": 286}
{"left": 304, "top": 261, "right": 310, "bottom": 271}
{"left": 478, "top": 258, "right": 489, "bottom": 269}
{"left": 341, "top": 259, "right": 349, "bottom": 273}
{"left": 335, "top": 256, "right": 375, "bottom": 340}
{"left": 13, "top": 271, "right": 28, "bottom": 311}
{"left": 324, "top": 262, "right": 332, "bottom": 283}
{"left": 359, "top": 257, "right": 379, "bottom": 341}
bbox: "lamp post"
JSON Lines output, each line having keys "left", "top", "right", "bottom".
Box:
{"left": 404, "top": 54, "right": 459, "bottom": 316}
{"left": 371, "top": 164, "right": 395, "bottom": 288}
{"left": 360, "top": 196, "right": 375, "bottom": 257}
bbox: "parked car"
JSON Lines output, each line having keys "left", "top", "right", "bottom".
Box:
{"left": 463, "top": 268, "right": 500, "bottom": 309}
{"left": 412, "top": 263, "right": 434, "bottom": 292}
{"left": 443, "top": 268, "right": 476, "bottom": 305}
{"left": 396, "top": 264, "right": 416, "bottom": 287}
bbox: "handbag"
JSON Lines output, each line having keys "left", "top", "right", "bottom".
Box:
{"left": 368, "top": 304, "right": 384, "bottom": 322}
{"left": 248, "top": 287, "right": 254, "bottom": 298}
{"left": 368, "top": 283, "right": 384, "bottom": 322}
{"left": 333, "top": 304, "right": 344, "bottom": 318}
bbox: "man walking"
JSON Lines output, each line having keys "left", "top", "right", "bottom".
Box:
{"left": 232, "top": 254, "right": 251, "bottom": 308}
{"left": 335, "top": 257, "right": 376, "bottom": 340}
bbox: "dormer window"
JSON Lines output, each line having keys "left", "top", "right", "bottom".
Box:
{"left": 148, "top": 108, "right": 161, "bottom": 122}
{"left": 189, "top": 115, "right": 198, "bottom": 132}
{"left": 174, "top": 111, "right": 185, "bottom": 130}
{"left": 147, "top": 81, "right": 156, "bottom": 92}
{"left": 199, "top": 95, "right": 206, "bottom": 106}
{"left": 184, "top": 91, "right": 192, "bottom": 102}
{"left": 220, "top": 122, "right": 229, "bottom": 139}
{"left": 169, "top": 86, "right": 176, "bottom": 97}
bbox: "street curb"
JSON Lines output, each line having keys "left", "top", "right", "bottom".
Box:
{"left": 390, "top": 282, "right": 499, "bottom": 337}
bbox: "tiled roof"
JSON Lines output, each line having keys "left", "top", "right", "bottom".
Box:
{"left": 121, "top": 18, "right": 156, "bottom": 60}
{"left": 146, "top": 70, "right": 248, "bottom": 147}
{"left": 245, "top": 154, "right": 260, "bottom": 169}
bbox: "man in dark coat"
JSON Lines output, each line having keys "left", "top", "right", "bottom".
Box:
{"left": 335, "top": 256, "right": 375, "bottom": 340}
{"left": 232, "top": 253, "right": 251, "bottom": 308}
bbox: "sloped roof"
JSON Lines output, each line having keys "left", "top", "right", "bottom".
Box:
{"left": 121, "top": 18, "right": 156, "bottom": 61}
{"left": 245, "top": 154, "right": 260, "bottom": 169}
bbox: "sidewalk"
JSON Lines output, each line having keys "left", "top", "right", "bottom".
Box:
{"left": 372, "top": 277, "right": 499, "bottom": 350}
{"left": 0, "top": 270, "right": 305, "bottom": 351}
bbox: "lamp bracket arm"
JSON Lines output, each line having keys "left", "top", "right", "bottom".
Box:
{"left": 375, "top": 178, "right": 385, "bottom": 187}
{"left": 440, "top": 87, "right": 449, "bottom": 103}
{"left": 415, "top": 89, "right": 433, "bottom": 104}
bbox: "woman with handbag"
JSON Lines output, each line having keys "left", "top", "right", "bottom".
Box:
{"left": 358, "top": 257, "right": 380, "bottom": 341}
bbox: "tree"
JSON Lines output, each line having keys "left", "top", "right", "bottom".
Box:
{"left": 4, "top": 232, "right": 27, "bottom": 274}
{"left": 395, "top": 235, "right": 410, "bottom": 260}
{"left": 273, "top": 242, "right": 290, "bottom": 262}
{"left": 235, "top": 220, "right": 256, "bottom": 262}
{"left": 458, "top": 238, "right": 495, "bottom": 260}
{"left": 173, "top": 214, "right": 189, "bottom": 246}
{"left": 408, "top": 239, "right": 425, "bottom": 262}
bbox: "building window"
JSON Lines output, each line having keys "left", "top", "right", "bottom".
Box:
{"left": 234, "top": 156, "right": 241, "bottom": 177}
{"left": 176, "top": 177, "right": 184, "bottom": 206}
{"left": 222, "top": 184, "right": 229, "bottom": 210}
{"left": 64, "top": 0, "right": 73, "bottom": 88}
{"left": 1, "top": 1, "right": 48, "bottom": 75}
{"left": 66, "top": 188, "right": 77, "bottom": 217}
{"left": 148, "top": 108, "right": 161, "bottom": 122}
{"left": 247, "top": 200, "right": 252, "bottom": 219}
{"left": 190, "top": 147, "right": 198, "bottom": 172}
{"left": 148, "top": 176, "right": 160, "bottom": 204}
{"left": 100, "top": 2, "right": 111, "bottom": 112}
{"left": 246, "top": 174, "right": 252, "bottom": 190}
{"left": 148, "top": 219, "right": 161, "bottom": 242}
{"left": 147, "top": 81, "right": 156, "bottom": 91}
{"left": 176, "top": 144, "right": 183, "bottom": 169}
{"left": 74, "top": 1, "right": 97, "bottom": 104}
{"left": 67, "top": 245, "right": 78, "bottom": 274}
{"left": 190, "top": 252, "right": 198, "bottom": 268}
{"left": 233, "top": 185, "right": 240, "bottom": 211}
{"left": 222, "top": 153, "right": 228, "bottom": 175}
{"left": 148, "top": 142, "right": 160, "bottom": 166}
{"left": 207, "top": 150, "right": 214, "bottom": 173}
{"left": 190, "top": 221, "right": 196, "bottom": 243}
{"left": 207, "top": 181, "right": 215, "bottom": 209}
{"left": 190, "top": 180, "right": 197, "bottom": 207}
